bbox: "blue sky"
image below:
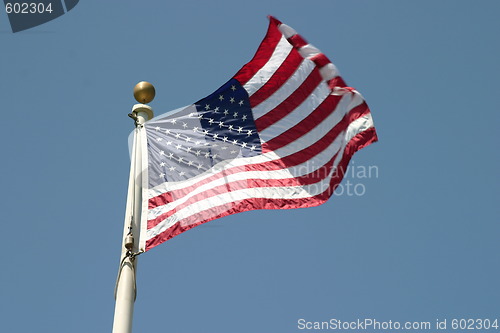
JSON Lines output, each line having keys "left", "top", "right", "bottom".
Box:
{"left": 1, "top": 1, "right": 499, "bottom": 332}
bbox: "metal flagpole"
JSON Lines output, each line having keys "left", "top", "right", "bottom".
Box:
{"left": 112, "top": 82, "right": 155, "bottom": 333}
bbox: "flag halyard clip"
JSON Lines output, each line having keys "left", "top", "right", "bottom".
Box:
{"left": 128, "top": 112, "right": 141, "bottom": 128}
{"left": 113, "top": 225, "right": 143, "bottom": 301}
{"left": 125, "top": 224, "right": 144, "bottom": 259}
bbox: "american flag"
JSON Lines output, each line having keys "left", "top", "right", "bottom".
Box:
{"left": 139, "top": 16, "right": 377, "bottom": 251}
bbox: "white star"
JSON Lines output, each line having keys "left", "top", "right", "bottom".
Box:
{"left": 160, "top": 150, "right": 165, "bottom": 155}
{"left": 178, "top": 157, "right": 184, "bottom": 163}
{"left": 195, "top": 150, "right": 201, "bottom": 156}
{"left": 204, "top": 152, "right": 210, "bottom": 158}
{"left": 159, "top": 172, "right": 165, "bottom": 178}
{"left": 167, "top": 153, "right": 174, "bottom": 159}
{"left": 193, "top": 126, "right": 199, "bottom": 132}
{"left": 205, "top": 104, "right": 210, "bottom": 110}
{"left": 222, "top": 136, "right": 228, "bottom": 142}
{"left": 218, "top": 121, "right": 224, "bottom": 128}
{"left": 221, "top": 146, "right": 228, "bottom": 150}
{"left": 208, "top": 118, "right": 215, "bottom": 124}
{"left": 247, "top": 130, "right": 253, "bottom": 136}
{"left": 219, "top": 95, "right": 224, "bottom": 101}
{"left": 237, "top": 126, "right": 243, "bottom": 133}
{"left": 241, "top": 142, "right": 247, "bottom": 148}
{"left": 230, "top": 150, "right": 237, "bottom": 154}
{"left": 165, "top": 129, "right": 171, "bottom": 134}
{"left": 169, "top": 166, "right": 176, "bottom": 171}
{"left": 223, "top": 109, "right": 229, "bottom": 115}
{"left": 231, "top": 85, "right": 237, "bottom": 91}
{"left": 214, "top": 107, "right": 220, "bottom": 112}
{"left": 212, "top": 154, "right": 218, "bottom": 159}
{"left": 156, "top": 137, "right": 163, "bottom": 142}
{"left": 185, "top": 137, "right": 191, "bottom": 142}
{"left": 187, "top": 160, "right": 194, "bottom": 166}
{"left": 155, "top": 126, "right": 161, "bottom": 131}
{"left": 213, "top": 134, "right": 219, "bottom": 139}
{"left": 195, "top": 141, "right": 202, "bottom": 145}
{"left": 197, "top": 163, "right": 203, "bottom": 170}
{"left": 238, "top": 100, "right": 244, "bottom": 106}
{"left": 160, "top": 162, "right": 166, "bottom": 167}
{"left": 166, "top": 141, "right": 172, "bottom": 145}
{"left": 175, "top": 133, "right": 181, "bottom": 139}
{"left": 228, "top": 125, "right": 234, "bottom": 131}
{"left": 232, "top": 139, "right": 238, "bottom": 145}
{"left": 170, "top": 119, "right": 177, "bottom": 124}
{"left": 242, "top": 115, "right": 247, "bottom": 121}
{"left": 250, "top": 145, "right": 256, "bottom": 151}
{"left": 186, "top": 147, "right": 192, "bottom": 153}
{"left": 179, "top": 171, "right": 186, "bottom": 176}
{"left": 233, "top": 112, "right": 238, "bottom": 118}
{"left": 175, "top": 144, "right": 182, "bottom": 150}
{"left": 182, "top": 122, "right": 188, "bottom": 129}
{"left": 203, "top": 129, "right": 209, "bottom": 135}
{"left": 229, "top": 97, "right": 235, "bottom": 103}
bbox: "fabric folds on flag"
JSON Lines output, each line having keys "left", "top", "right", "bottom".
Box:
{"left": 139, "top": 16, "right": 378, "bottom": 251}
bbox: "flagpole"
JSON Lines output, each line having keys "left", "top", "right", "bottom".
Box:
{"left": 112, "top": 82, "right": 155, "bottom": 333}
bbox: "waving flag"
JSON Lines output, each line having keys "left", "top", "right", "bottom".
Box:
{"left": 138, "top": 16, "right": 377, "bottom": 251}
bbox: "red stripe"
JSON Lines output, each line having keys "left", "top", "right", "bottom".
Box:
{"left": 328, "top": 76, "right": 347, "bottom": 89}
{"left": 249, "top": 49, "right": 303, "bottom": 108}
{"left": 233, "top": 18, "right": 283, "bottom": 86}
{"left": 145, "top": 126, "right": 377, "bottom": 251}
{"left": 310, "top": 53, "right": 331, "bottom": 68}
{"left": 268, "top": 15, "right": 282, "bottom": 26}
{"left": 148, "top": 103, "right": 372, "bottom": 217}
{"left": 255, "top": 68, "right": 323, "bottom": 131}
{"left": 288, "top": 34, "right": 308, "bottom": 49}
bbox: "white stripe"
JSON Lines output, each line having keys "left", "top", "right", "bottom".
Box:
{"left": 147, "top": 92, "right": 365, "bottom": 199}
{"left": 319, "top": 63, "right": 339, "bottom": 81}
{"left": 258, "top": 81, "right": 330, "bottom": 142}
{"left": 278, "top": 23, "right": 297, "bottom": 38}
{"left": 147, "top": 117, "right": 375, "bottom": 240}
{"left": 299, "top": 44, "right": 321, "bottom": 59}
{"left": 252, "top": 59, "right": 316, "bottom": 119}
{"left": 243, "top": 35, "right": 293, "bottom": 96}
{"left": 346, "top": 113, "right": 374, "bottom": 140}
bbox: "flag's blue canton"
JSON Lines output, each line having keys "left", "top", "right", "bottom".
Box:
{"left": 146, "top": 79, "right": 262, "bottom": 188}
{"left": 196, "top": 78, "right": 261, "bottom": 159}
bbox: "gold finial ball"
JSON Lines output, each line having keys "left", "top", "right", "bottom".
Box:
{"left": 133, "top": 81, "right": 156, "bottom": 104}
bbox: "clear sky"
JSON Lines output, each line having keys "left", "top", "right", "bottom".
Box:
{"left": 1, "top": 1, "right": 499, "bottom": 332}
